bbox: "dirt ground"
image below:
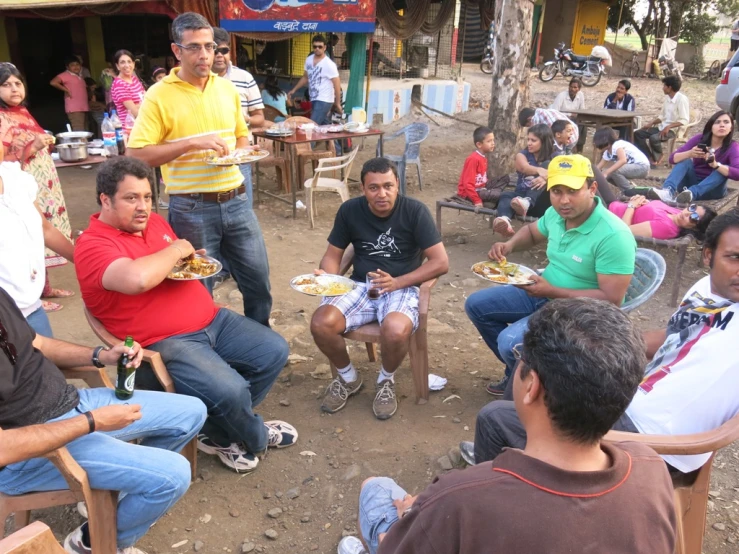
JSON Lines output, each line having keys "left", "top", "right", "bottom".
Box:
{"left": 26, "top": 66, "right": 739, "bottom": 553}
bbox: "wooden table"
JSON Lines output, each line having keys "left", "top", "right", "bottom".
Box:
{"left": 251, "top": 128, "right": 385, "bottom": 218}
{"left": 53, "top": 155, "right": 108, "bottom": 169}
{"left": 566, "top": 108, "right": 650, "bottom": 162}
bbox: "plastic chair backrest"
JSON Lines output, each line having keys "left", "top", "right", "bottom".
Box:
{"left": 401, "top": 122, "right": 430, "bottom": 161}
{"left": 622, "top": 248, "right": 667, "bottom": 313}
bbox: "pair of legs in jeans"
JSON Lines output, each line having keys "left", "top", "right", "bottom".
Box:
{"left": 146, "top": 308, "right": 289, "bottom": 454}
{"left": 168, "top": 185, "right": 272, "bottom": 327}
{"left": 0, "top": 388, "right": 207, "bottom": 549}
{"left": 663, "top": 159, "right": 728, "bottom": 200}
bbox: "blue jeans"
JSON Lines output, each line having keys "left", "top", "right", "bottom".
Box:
{"left": 168, "top": 189, "right": 272, "bottom": 326}
{"left": 310, "top": 100, "right": 334, "bottom": 125}
{"left": 239, "top": 163, "right": 254, "bottom": 210}
{"left": 464, "top": 285, "right": 548, "bottom": 378}
{"left": 358, "top": 477, "right": 408, "bottom": 554}
{"left": 0, "top": 388, "right": 206, "bottom": 548}
{"left": 147, "top": 308, "right": 289, "bottom": 452}
{"left": 663, "top": 159, "right": 728, "bottom": 200}
{"left": 25, "top": 306, "right": 52, "bottom": 338}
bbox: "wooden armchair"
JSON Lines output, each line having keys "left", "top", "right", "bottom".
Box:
{"left": 327, "top": 246, "right": 436, "bottom": 403}
{"left": 0, "top": 367, "right": 118, "bottom": 553}
{"left": 605, "top": 411, "right": 739, "bottom": 554}
{"left": 83, "top": 307, "right": 198, "bottom": 479}
{"left": 0, "top": 521, "right": 67, "bottom": 553}
{"left": 285, "top": 116, "right": 336, "bottom": 187}
{"left": 262, "top": 105, "right": 287, "bottom": 122}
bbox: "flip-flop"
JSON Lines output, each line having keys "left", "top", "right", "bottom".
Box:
{"left": 42, "top": 301, "right": 63, "bottom": 313}
{"left": 43, "top": 288, "right": 75, "bottom": 299}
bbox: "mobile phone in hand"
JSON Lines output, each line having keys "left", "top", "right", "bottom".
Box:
{"left": 697, "top": 143, "right": 709, "bottom": 152}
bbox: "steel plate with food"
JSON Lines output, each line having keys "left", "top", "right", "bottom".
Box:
{"left": 205, "top": 149, "right": 270, "bottom": 166}
{"left": 265, "top": 127, "right": 294, "bottom": 136}
{"left": 290, "top": 274, "right": 356, "bottom": 297}
{"left": 167, "top": 255, "right": 223, "bottom": 281}
{"left": 471, "top": 259, "right": 537, "bottom": 285}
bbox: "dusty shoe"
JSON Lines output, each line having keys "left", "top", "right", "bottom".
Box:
{"left": 675, "top": 189, "right": 693, "bottom": 204}
{"left": 373, "top": 380, "right": 398, "bottom": 420}
{"left": 321, "top": 375, "right": 363, "bottom": 413}
{"left": 265, "top": 420, "right": 299, "bottom": 448}
{"left": 493, "top": 216, "right": 515, "bottom": 238}
{"left": 338, "top": 536, "right": 368, "bottom": 554}
{"left": 647, "top": 187, "right": 674, "bottom": 202}
{"left": 459, "top": 441, "right": 476, "bottom": 466}
{"left": 198, "top": 434, "right": 258, "bottom": 473}
{"left": 510, "top": 197, "right": 530, "bottom": 217}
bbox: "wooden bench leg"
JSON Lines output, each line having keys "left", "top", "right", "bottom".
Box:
{"left": 182, "top": 437, "right": 198, "bottom": 482}
{"left": 365, "top": 343, "right": 377, "bottom": 363}
{"left": 671, "top": 243, "right": 688, "bottom": 307}
{"left": 408, "top": 333, "right": 429, "bottom": 404}
{"left": 87, "top": 489, "right": 118, "bottom": 554}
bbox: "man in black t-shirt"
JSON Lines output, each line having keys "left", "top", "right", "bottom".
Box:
{"left": 0, "top": 287, "right": 206, "bottom": 553}
{"left": 311, "top": 158, "right": 448, "bottom": 420}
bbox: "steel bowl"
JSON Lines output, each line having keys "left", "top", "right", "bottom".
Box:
{"left": 55, "top": 131, "right": 93, "bottom": 144}
{"left": 56, "top": 142, "right": 88, "bottom": 162}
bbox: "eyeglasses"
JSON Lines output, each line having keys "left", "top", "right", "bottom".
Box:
{"left": 174, "top": 42, "right": 217, "bottom": 53}
{"left": 688, "top": 204, "right": 701, "bottom": 222}
{"left": 313, "top": 45, "right": 325, "bottom": 50}
{"left": 215, "top": 46, "right": 230, "bottom": 55}
{"left": 512, "top": 343, "right": 528, "bottom": 365}
{"left": 0, "top": 321, "right": 17, "bottom": 366}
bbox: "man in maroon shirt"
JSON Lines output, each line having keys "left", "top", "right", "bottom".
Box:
{"left": 340, "top": 298, "right": 675, "bottom": 554}
{"left": 75, "top": 157, "right": 296, "bottom": 474}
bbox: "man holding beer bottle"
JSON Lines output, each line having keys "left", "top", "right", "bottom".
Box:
{"left": 311, "top": 158, "right": 448, "bottom": 420}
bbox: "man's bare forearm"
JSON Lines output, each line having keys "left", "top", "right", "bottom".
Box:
{"left": 33, "top": 334, "right": 97, "bottom": 369}
{"left": 127, "top": 140, "right": 193, "bottom": 168}
{"left": 394, "top": 258, "right": 448, "bottom": 289}
{"left": 0, "top": 416, "right": 89, "bottom": 467}
{"left": 43, "top": 220, "right": 75, "bottom": 262}
{"left": 508, "top": 223, "right": 541, "bottom": 253}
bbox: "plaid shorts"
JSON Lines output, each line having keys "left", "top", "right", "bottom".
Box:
{"left": 320, "top": 284, "right": 420, "bottom": 333}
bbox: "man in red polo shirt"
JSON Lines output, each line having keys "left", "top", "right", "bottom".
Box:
{"left": 75, "top": 157, "right": 297, "bottom": 474}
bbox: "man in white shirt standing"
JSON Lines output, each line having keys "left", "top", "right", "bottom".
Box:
{"left": 634, "top": 75, "right": 689, "bottom": 167}
{"left": 289, "top": 34, "right": 343, "bottom": 125}
{"left": 550, "top": 77, "right": 586, "bottom": 153}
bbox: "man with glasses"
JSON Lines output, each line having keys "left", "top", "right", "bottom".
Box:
{"left": 127, "top": 12, "right": 273, "bottom": 327}
{"left": 339, "top": 299, "right": 675, "bottom": 554}
{"left": 288, "top": 34, "right": 343, "bottom": 126}
{"left": 0, "top": 285, "right": 207, "bottom": 554}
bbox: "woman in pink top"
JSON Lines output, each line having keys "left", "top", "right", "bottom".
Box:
{"left": 609, "top": 195, "right": 716, "bottom": 240}
{"left": 110, "top": 50, "right": 146, "bottom": 130}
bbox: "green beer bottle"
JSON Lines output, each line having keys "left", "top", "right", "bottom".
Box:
{"left": 115, "top": 336, "right": 136, "bottom": 400}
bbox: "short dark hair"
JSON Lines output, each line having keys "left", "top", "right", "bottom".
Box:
{"left": 618, "top": 79, "right": 631, "bottom": 91}
{"left": 569, "top": 77, "right": 582, "bottom": 88}
{"left": 312, "top": 34, "right": 327, "bottom": 46}
{"left": 473, "top": 126, "right": 493, "bottom": 145}
{"left": 550, "top": 119, "right": 572, "bottom": 136}
{"left": 213, "top": 27, "right": 230, "bottom": 46}
{"left": 520, "top": 298, "right": 646, "bottom": 445}
{"left": 703, "top": 208, "right": 739, "bottom": 265}
{"left": 593, "top": 127, "right": 618, "bottom": 149}
{"left": 518, "top": 107, "right": 536, "bottom": 127}
{"left": 112, "top": 49, "right": 133, "bottom": 71}
{"left": 172, "top": 12, "right": 212, "bottom": 44}
{"left": 360, "top": 157, "right": 399, "bottom": 185}
{"left": 662, "top": 75, "right": 681, "bottom": 92}
{"left": 64, "top": 56, "right": 79, "bottom": 67}
{"left": 96, "top": 157, "right": 153, "bottom": 206}
{"left": 0, "top": 63, "right": 25, "bottom": 109}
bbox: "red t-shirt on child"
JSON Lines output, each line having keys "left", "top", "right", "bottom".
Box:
{"left": 75, "top": 213, "right": 218, "bottom": 347}
{"left": 457, "top": 151, "right": 488, "bottom": 205}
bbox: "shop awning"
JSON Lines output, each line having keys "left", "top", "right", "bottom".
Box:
{"left": 0, "top": 0, "right": 149, "bottom": 9}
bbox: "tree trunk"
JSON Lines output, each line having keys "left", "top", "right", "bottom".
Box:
{"left": 487, "top": 0, "right": 535, "bottom": 175}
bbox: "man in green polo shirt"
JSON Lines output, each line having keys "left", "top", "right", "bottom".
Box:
{"left": 465, "top": 154, "right": 635, "bottom": 398}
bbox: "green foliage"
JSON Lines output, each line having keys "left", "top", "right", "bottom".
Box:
{"left": 688, "top": 50, "right": 706, "bottom": 75}
{"left": 680, "top": 11, "right": 719, "bottom": 47}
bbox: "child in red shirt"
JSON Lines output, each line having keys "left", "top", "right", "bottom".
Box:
{"left": 457, "top": 127, "right": 496, "bottom": 206}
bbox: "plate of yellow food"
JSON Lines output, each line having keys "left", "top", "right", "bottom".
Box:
{"left": 168, "top": 254, "right": 223, "bottom": 281}
{"left": 471, "top": 259, "right": 537, "bottom": 285}
{"left": 290, "top": 274, "right": 356, "bottom": 297}
{"left": 205, "top": 149, "right": 270, "bottom": 166}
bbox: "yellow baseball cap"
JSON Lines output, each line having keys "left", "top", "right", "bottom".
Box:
{"left": 547, "top": 155, "right": 594, "bottom": 190}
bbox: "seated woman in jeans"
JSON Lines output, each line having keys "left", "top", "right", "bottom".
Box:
{"left": 648, "top": 110, "right": 739, "bottom": 203}
{"left": 493, "top": 124, "right": 553, "bottom": 237}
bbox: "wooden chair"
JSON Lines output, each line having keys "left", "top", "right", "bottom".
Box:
{"left": 0, "top": 521, "right": 67, "bottom": 553}
{"left": 254, "top": 119, "right": 290, "bottom": 194}
{"left": 262, "top": 105, "right": 287, "bottom": 122}
{"left": 605, "top": 411, "right": 739, "bottom": 554}
{"left": 327, "top": 246, "right": 436, "bottom": 403}
{"left": 304, "top": 148, "right": 358, "bottom": 228}
{"left": 0, "top": 367, "right": 118, "bottom": 553}
{"left": 666, "top": 108, "right": 702, "bottom": 158}
{"left": 82, "top": 307, "right": 198, "bottom": 480}
{"left": 285, "top": 116, "right": 336, "bottom": 187}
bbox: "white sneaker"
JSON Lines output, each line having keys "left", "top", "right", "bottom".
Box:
{"left": 338, "top": 536, "right": 368, "bottom": 554}
{"left": 197, "top": 434, "right": 258, "bottom": 473}
{"left": 265, "top": 420, "right": 299, "bottom": 449}
{"left": 64, "top": 525, "right": 148, "bottom": 554}
{"left": 510, "top": 196, "right": 530, "bottom": 217}
{"left": 649, "top": 187, "right": 674, "bottom": 202}
{"left": 675, "top": 189, "right": 693, "bottom": 204}
{"left": 158, "top": 199, "right": 169, "bottom": 210}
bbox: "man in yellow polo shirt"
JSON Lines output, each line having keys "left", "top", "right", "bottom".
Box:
{"left": 127, "top": 11, "right": 272, "bottom": 326}
{"left": 465, "top": 154, "right": 636, "bottom": 398}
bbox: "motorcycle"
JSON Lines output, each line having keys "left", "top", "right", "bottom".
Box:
{"left": 480, "top": 22, "right": 494, "bottom": 74}
{"left": 538, "top": 42, "right": 604, "bottom": 87}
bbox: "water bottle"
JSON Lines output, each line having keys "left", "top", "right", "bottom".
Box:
{"left": 124, "top": 112, "right": 136, "bottom": 145}
{"left": 110, "top": 110, "right": 125, "bottom": 155}
{"left": 101, "top": 113, "right": 118, "bottom": 157}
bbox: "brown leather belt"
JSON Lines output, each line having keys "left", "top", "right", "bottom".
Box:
{"left": 171, "top": 185, "right": 246, "bottom": 203}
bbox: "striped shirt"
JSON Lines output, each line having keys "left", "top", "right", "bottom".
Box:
{"left": 225, "top": 63, "right": 264, "bottom": 119}
{"left": 531, "top": 108, "right": 578, "bottom": 146}
{"left": 127, "top": 68, "right": 249, "bottom": 195}
{"left": 111, "top": 76, "right": 146, "bottom": 128}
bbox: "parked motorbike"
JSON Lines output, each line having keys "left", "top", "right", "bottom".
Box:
{"left": 658, "top": 55, "right": 683, "bottom": 81}
{"left": 538, "top": 42, "right": 604, "bottom": 86}
{"left": 480, "top": 22, "right": 494, "bottom": 74}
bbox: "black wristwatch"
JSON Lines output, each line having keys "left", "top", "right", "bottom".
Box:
{"left": 91, "top": 346, "right": 108, "bottom": 368}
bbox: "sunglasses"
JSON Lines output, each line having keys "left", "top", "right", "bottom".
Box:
{"left": 687, "top": 204, "right": 701, "bottom": 222}
{"left": 0, "top": 320, "right": 17, "bottom": 366}
{"left": 215, "top": 46, "right": 230, "bottom": 55}
{"left": 313, "top": 45, "right": 325, "bottom": 50}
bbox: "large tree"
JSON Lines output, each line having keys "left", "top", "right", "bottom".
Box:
{"left": 487, "top": 0, "right": 534, "bottom": 174}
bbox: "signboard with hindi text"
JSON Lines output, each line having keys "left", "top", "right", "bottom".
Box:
{"left": 219, "top": 0, "right": 377, "bottom": 33}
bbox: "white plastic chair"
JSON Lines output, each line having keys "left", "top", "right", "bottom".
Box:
{"left": 304, "top": 148, "right": 359, "bottom": 228}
